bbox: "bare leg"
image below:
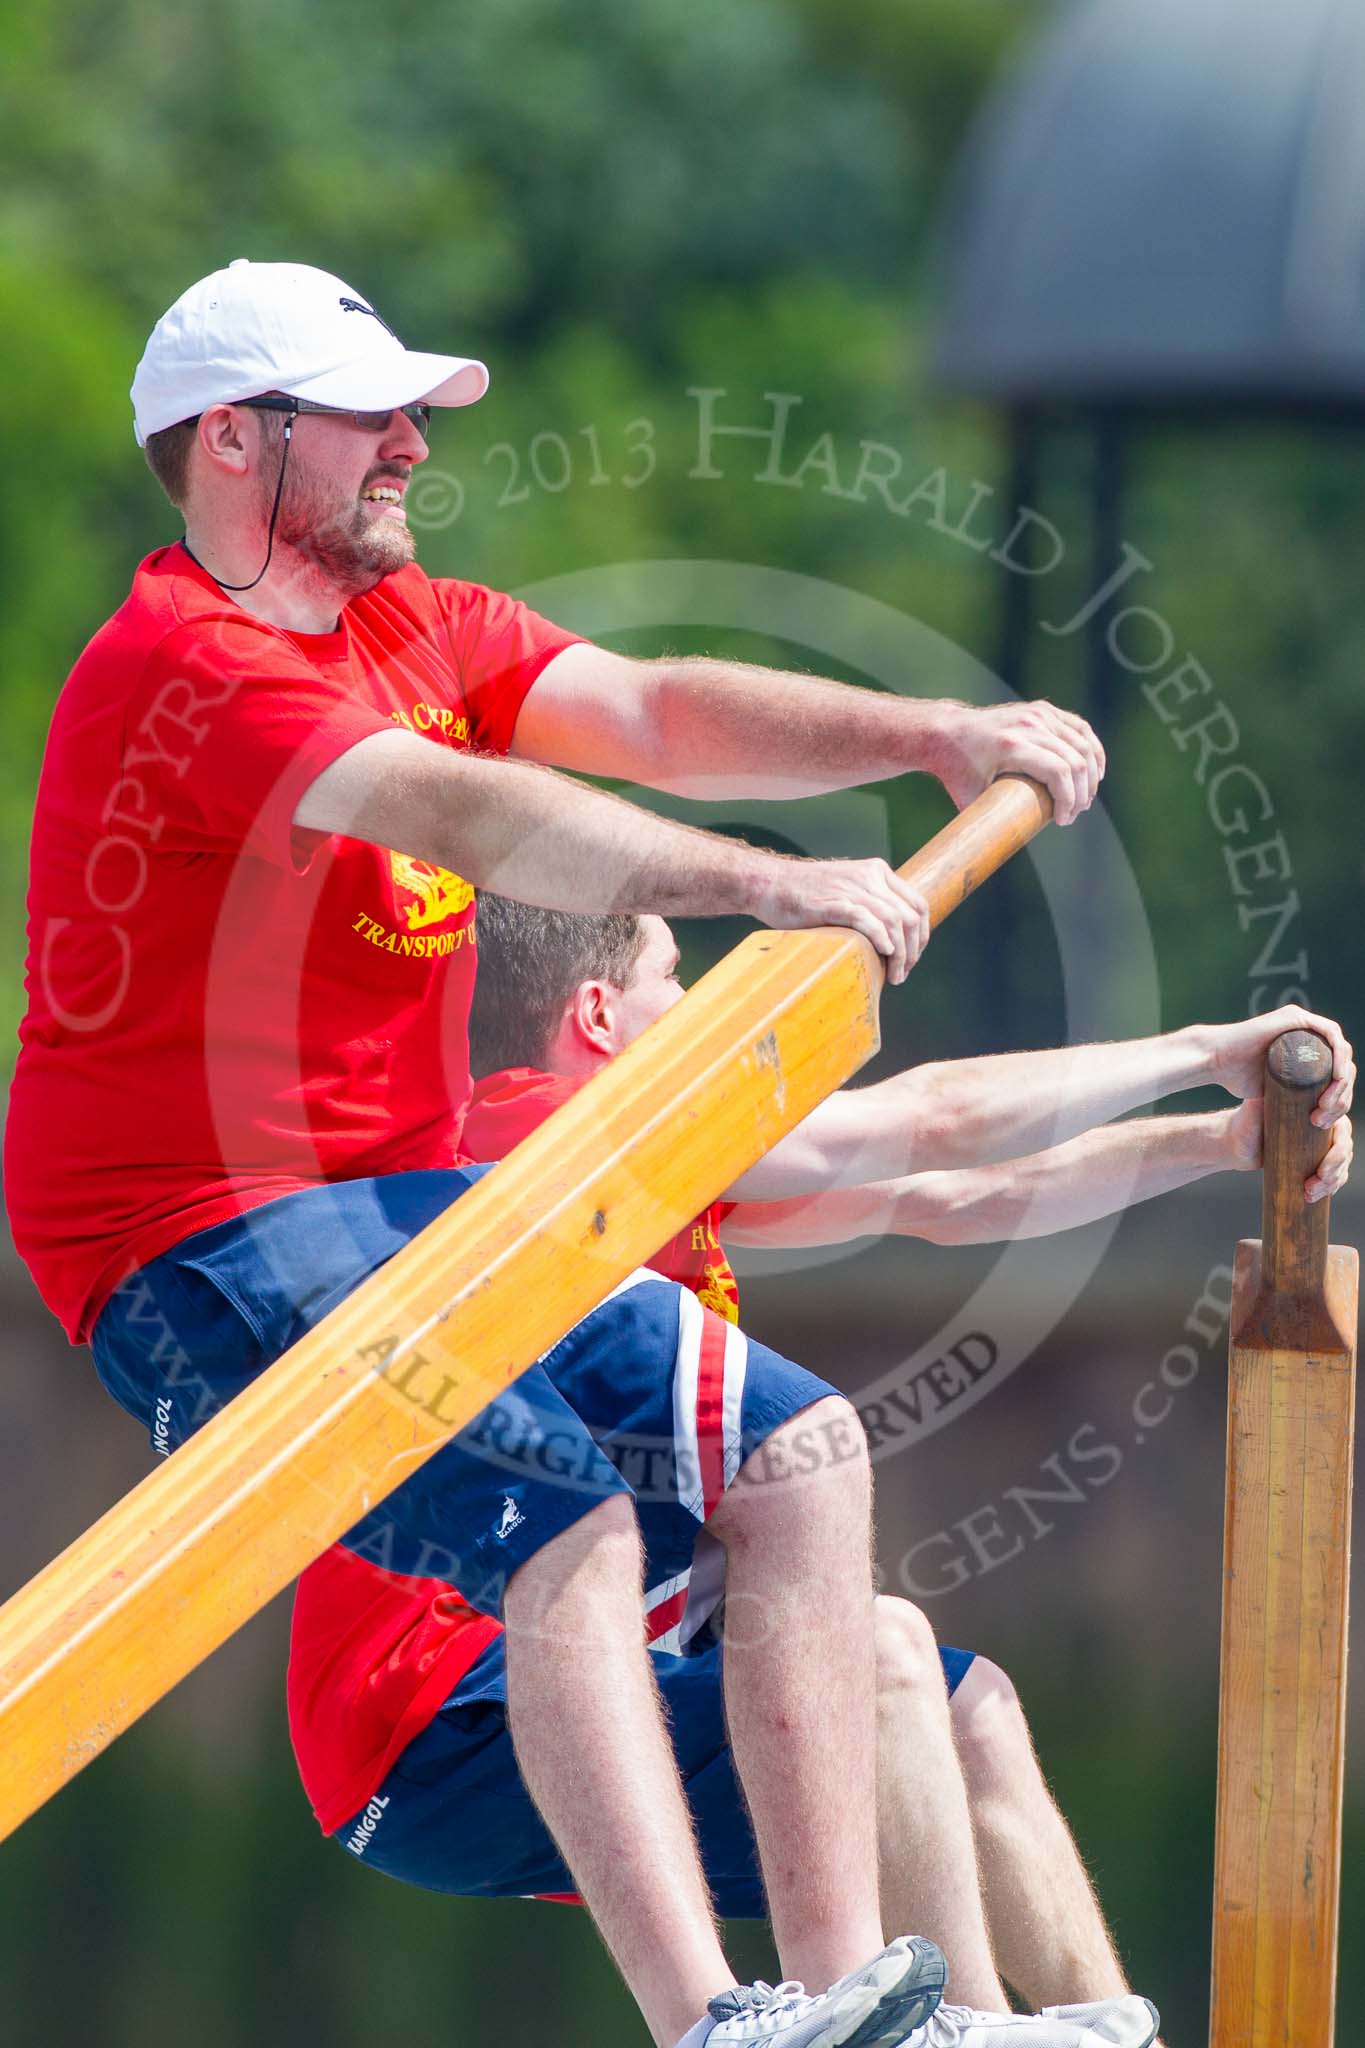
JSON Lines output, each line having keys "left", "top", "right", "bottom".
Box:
{"left": 706, "top": 1397, "right": 886, "bottom": 1991}
{"left": 871, "top": 1598, "right": 1009, "bottom": 2008}
{"left": 503, "top": 1494, "right": 732, "bottom": 2048}
{"left": 949, "top": 1655, "right": 1132, "bottom": 2011}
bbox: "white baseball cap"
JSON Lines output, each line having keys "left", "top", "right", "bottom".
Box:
{"left": 131, "top": 258, "right": 489, "bottom": 446}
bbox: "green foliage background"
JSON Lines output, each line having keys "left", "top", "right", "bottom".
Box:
{"left": 2, "top": 3, "right": 1360, "bottom": 2044}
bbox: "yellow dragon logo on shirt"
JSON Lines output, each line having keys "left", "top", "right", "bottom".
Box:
{"left": 696, "top": 1261, "right": 740, "bottom": 1324}
{"left": 389, "top": 852, "right": 475, "bottom": 931}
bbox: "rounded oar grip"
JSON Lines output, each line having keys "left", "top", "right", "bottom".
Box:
{"left": 897, "top": 774, "right": 1053, "bottom": 929}
{"left": 1261, "top": 1027, "right": 1333, "bottom": 1296}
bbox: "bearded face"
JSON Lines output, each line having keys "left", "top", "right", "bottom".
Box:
{"left": 259, "top": 435, "right": 418, "bottom": 594}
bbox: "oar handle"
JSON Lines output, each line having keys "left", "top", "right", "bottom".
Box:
{"left": 899, "top": 774, "right": 1053, "bottom": 930}
{"left": 1261, "top": 1028, "right": 1334, "bottom": 1297}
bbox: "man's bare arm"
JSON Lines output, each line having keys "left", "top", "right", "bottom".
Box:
{"left": 511, "top": 644, "right": 1105, "bottom": 823}
{"left": 294, "top": 728, "right": 930, "bottom": 978}
{"left": 722, "top": 1005, "right": 1355, "bottom": 1196}
{"left": 722, "top": 1106, "right": 1353, "bottom": 1250}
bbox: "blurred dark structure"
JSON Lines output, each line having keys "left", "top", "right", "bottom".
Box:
{"left": 930, "top": 0, "right": 1365, "bottom": 1039}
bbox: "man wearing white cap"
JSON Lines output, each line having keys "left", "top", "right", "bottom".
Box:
{"left": 129, "top": 259, "right": 491, "bottom": 602}
{"left": 7, "top": 261, "right": 1165, "bottom": 2048}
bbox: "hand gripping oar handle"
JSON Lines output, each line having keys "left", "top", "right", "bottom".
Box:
{"left": 1260, "top": 1028, "right": 1334, "bottom": 1299}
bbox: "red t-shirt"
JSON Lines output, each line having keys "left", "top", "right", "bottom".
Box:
{"left": 6, "top": 544, "right": 579, "bottom": 1343}
{"left": 465, "top": 1068, "right": 740, "bottom": 1320}
{"left": 287, "top": 1065, "right": 739, "bottom": 1833}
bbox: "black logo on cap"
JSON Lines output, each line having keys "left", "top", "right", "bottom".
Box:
{"left": 339, "top": 296, "right": 401, "bottom": 341}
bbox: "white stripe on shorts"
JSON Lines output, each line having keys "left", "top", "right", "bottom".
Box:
{"left": 672, "top": 1288, "right": 751, "bottom": 1523}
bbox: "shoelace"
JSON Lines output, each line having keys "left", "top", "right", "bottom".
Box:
{"left": 716, "top": 1981, "right": 814, "bottom": 2037}
{"left": 915, "top": 2005, "right": 1007, "bottom": 2046}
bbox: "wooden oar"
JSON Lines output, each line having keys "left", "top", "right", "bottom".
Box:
{"left": 1210, "top": 1028, "right": 1358, "bottom": 2048}
{"left": 0, "top": 774, "right": 1051, "bottom": 1841}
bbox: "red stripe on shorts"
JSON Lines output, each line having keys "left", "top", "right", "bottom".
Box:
{"left": 696, "top": 1310, "right": 729, "bottom": 1518}
{"left": 645, "top": 1586, "right": 689, "bottom": 1644}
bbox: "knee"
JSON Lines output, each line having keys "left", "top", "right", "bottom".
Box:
{"left": 768, "top": 1395, "right": 870, "bottom": 1488}
{"left": 949, "top": 1654, "right": 1032, "bottom": 1794}
{"left": 872, "top": 1595, "right": 949, "bottom": 1707}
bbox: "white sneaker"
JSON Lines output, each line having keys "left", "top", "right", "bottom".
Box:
{"left": 705, "top": 1935, "right": 947, "bottom": 2047}
{"left": 897, "top": 1997, "right": 1160, "bottom": 2047}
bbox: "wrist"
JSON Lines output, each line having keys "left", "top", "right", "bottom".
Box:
{"left": 1171, "top": 1105, "right": 1252, "bottom": 1172}
{"left": 734, "top": 846, "right": 793, "bottom": 924}
{"left": 1146, "top": 1109, "right": 1245, "bottom": 1177}
{"left": 907, "top": 699, "right": 969, "bottom": 783}
{"left": 1212, "top": 1104, "right": 1259, "bottom": 1170}
{"left": 1166, "top": 1021, "right": 1217, "bottom": 1090}
{"left": 1196, "top": 1106, "right": 1238, "bottom": 1164}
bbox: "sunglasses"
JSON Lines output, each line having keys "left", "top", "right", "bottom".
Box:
{"left": 238, "top": 394, "right": 433, "bottom": 439}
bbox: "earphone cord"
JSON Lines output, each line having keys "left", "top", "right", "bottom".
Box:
{"left": 182, "top": 414, "right": 294, "bottom": 592}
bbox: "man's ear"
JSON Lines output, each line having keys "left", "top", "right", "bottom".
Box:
{"left": 568, "top": 978, "right": 616, "bottom": 1057}
{"left": 197, "top": 405, "right": 251, "bottom": 478}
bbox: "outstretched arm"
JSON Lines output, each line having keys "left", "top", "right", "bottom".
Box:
{"left": 295, "top": 729, "right": 929, "bottom": 981}
{"left": 511, "top": 644, "right": 1105, "bottom": 823}
{"left": 723, "top": 1104, "right": 1353, "bottom": 1250}
{"left": 723, "top": 1005, "right": 1355, "bottom": 1196}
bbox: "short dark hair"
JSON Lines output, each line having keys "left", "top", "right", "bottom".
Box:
{"left": 142, "top": 405, "right": 285, "bottom": 510}
{"left": 468, "top": 894, "right": 649, "bottom": 1076}
{"left": 142, "top": 420, "right": 199, "bottom": 509}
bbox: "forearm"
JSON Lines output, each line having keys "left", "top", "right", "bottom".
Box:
{"left": 875, "top": 1001, "right": 1353, "bottom": 1175}
{"left": 298, "top": 732, "right": 767, "bottom": 916}
{"left": 298, "top": 728, "right": 935, "bottom": 972}
{"left": 645, "top": 657, "right": 956, "bottom": 799}
{"left": 422, "top": 754, "right": 766, "bottom": 915}
{"left": 872, "top": 1027, "right": 1221, "bottom": 1172}
{"left": 895, "top": 1112, "right": 1244, "bottom": 1242}
{"left": 725, "top": 1026, "right": 1217, "bottom": 1195}
{"left": 725, "top": 1112, "right": 1245, "bottom": 1249}
{"left": 517, "top": 641, "right": 1103, "bottom": 819}
{"left": 722, "top": 1184, "right": 908, "bottom": 1248}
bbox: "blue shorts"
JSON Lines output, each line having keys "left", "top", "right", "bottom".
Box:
{"left": 90, "top": 1169, "right": 838, "bottom": 1627}
{"left": 337, "top": 1631, "right": 979, "bottom": 1917}
{"left": 91, "top": 1169, "right": 978, "bottom": 1911}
